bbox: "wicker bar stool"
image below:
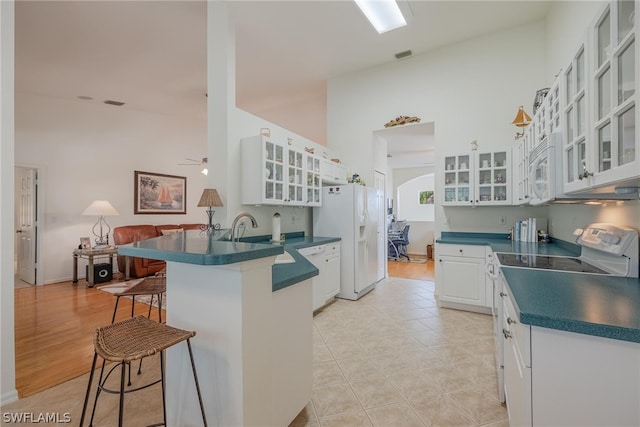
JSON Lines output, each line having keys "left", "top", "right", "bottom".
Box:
{"left": 79, "top": 316, "right": 207, "bottom": 427}
{"left": 111, "top": 275, "right": 166, "bottom": 324}
{"left": 110, "top": 275, "right": 167, "bottom": 386}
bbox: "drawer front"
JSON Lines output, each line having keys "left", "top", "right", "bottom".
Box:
{"left": 325, "top": 243, "right": 341, "bottom": 255}
{"left": 502, "top": 291, "right": 531, "bottom": 367}
{"left": 437, "top": 243, "right": 486, "bottom": 259}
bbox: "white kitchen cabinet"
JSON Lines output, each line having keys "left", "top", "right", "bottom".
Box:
{"left": 305, "top": 155, "right": 322, "bottom": 206}
{"left": 562, "top": 1, "right": 639, "bottom": 194}
{"left": 324, "top": 242, "right": 341, "bottom": 301}
{"left": 502, "top": 290, "right": 532, "bottom": 427}
{"left": 241, "top": 135, "right": 323, "bottom": 206}
{"left": 242, "top": 135, "right": 286, "bottom": 205}
{"left": 500, "top": 277, "right": 640, "bottom": 426}
{"left": 588, "top": 0, "right": 639, "bottom": 191}
{"left": 443, "top": 149, "right": 511, "bottom": 206}
{"left": 435, "top": 243, "right": 489, "bottom": 311}
{"left": 300, "top": 242, "right": 341, "bottom": 312}
{"left": 443, "top": 153, "right": 472, "bottom": 205}
{"left": 320, "top": 159, "right": 347, "bottom": 185}
{"left": 563, "top": 38, "right": 591, "bottom": 193}
{"left": 514, "top": 134, "right": 531, "bottom": 205}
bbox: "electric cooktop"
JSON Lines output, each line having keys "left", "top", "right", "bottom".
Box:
{"left": 496, "top": 253, "right": 609, "bottom": 275}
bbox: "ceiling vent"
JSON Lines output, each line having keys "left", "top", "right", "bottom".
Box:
{"left": 395, "top": 50, "right": 412, "bottom": 60}
{"left": 104, "top": 100, "right": 125, "bottom": 106}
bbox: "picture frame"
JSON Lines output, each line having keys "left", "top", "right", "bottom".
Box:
{"left": 419, "top": 191, "right": 435, "bottom": 205}
{"left": 134, "top": 170, "right": 187, "bottom": 214}
{"left": 80, "top": 237, "right": 91, "bottom": 249}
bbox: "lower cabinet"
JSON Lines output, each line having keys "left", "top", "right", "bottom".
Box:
{"left": 502, "top": 290, "right": 532, "bottom": 427}
{"left": 436, "top": 243, "right": 489, "bottom": 312}
{"left": 301, "top": 242, "right": 341, "bottom": 311}
{"left": 324, "top": 243, "right": 341, "bottom": 301}
{"left": 501, "top": 281, "right": 640, "bottom": 426}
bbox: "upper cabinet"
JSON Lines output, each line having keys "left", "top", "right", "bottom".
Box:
{"left": 443, "top": 149, "right": 511, "bottom": 206}
{"left": 563, "top": 40, "right": 590, "bottom": 193}
{"left": 589, "top": 0, "right": 639, "bottom": 190}
{"left": 444, "top": 153, "right": 473, "bottom": 205}
{"left": 320, "top": 159, "right": 348, "bottom": 185}
{"left": 563, "top": 0, "right": 639, "bottom": 194}
{"left": 241, "top": 135, "right": 322, "bottom": 206}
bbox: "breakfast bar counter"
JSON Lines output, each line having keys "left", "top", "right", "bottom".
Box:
{"left": 118, "top": 230, "right": 317, "bottom": 426}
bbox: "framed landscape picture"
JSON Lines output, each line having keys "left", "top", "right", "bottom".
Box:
{"left": 134, "top": 171, "right": 187, "bottom": 214}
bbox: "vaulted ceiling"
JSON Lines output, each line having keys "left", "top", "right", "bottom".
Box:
{"left": 15, "top": 1, "right": 552, "bottom": 167}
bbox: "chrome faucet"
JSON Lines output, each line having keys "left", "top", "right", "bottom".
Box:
{"left": 230, "top": 212, "right": 259, "bottom": 242}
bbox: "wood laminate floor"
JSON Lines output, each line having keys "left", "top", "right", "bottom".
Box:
{"left": 14, "top": 280, "right": 162, "bottom": 398}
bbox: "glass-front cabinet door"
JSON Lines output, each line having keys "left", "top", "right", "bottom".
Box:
{"left": 443, "top": 154, "right": 472, "bottom": 205}
{"left": 264, "top": 140, "right": 285, "bottom": 203}
{"left": 591, "top": 0, "right": 638, "bottom": 188}
{"left": 515, "top": 129, "right": 532, "bottom": 205}
{"left": 564, "top": 42, "right": 592, "bottom": 193}
{"left": 475, "top": 150, "right": 511, "bottom": 205}
{"left": 305, "top": 155, "right": 321, "bottom": 206}
{"left": 287, "top": 147, "right": 304, "bottom": 205}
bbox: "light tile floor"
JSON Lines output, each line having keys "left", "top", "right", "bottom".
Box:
{"left": 2, "top": 277, "right": 507, "bottom": 426}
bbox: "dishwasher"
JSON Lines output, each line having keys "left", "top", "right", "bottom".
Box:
{"left": 298, "top": 245, "right": 327, "bottom": 311}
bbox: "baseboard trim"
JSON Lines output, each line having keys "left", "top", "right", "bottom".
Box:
{"left": 1, "top": 389, "right": 19, "bottom": 406}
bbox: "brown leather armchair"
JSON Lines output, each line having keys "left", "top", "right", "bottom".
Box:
{"left": 113, "top": 224, "right": 203, "bottom": 278}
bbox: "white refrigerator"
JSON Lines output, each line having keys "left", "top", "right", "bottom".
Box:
{"left": 313, "top": 184, "right": 379, "bottom": 300}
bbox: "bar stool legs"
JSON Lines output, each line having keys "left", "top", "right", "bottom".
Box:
{"left": 79, "top": 317, "right": 207, "bottom": 427}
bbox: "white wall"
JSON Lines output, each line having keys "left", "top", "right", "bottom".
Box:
{"left": 545, "top": 1, "right": 604, "bottom": 81}
{"left": 1, "top": 0, "right": 18, "bottom": 406}
{"left": 328, "top": 21, "right": 548, "bottom": 239}
{"left": 15, "top": 94, "right": 209, "bottom": 284}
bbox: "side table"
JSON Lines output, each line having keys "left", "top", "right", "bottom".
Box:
{"left": 73, "top": 246, "right": 129, "bottom": 287}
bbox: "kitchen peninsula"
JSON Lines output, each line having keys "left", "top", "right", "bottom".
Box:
{"left": 118, "top": 230, "right": 320, "bottom": 426}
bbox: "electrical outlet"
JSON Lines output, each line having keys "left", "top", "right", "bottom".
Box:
{"left": 498, "top": 216, "right": 506, "bottom": 225}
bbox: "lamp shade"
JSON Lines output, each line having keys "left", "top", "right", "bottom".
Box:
{"left": 82, "top": 200, "right": 119, "bottom": 216}
{"left": 512, "top": 106, "right": 533, "bottom": 128}
{"left": 197, "top": 189, "right": 223, "bottom": 207}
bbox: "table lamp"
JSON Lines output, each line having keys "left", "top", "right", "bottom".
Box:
{"left": 82, "top": 200, "right": 119, "bottom": 247}
{"left": 197, "top": 188, "right": 223, "bottom": 232}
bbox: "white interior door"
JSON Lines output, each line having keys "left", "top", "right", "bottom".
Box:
{"left": 374, "top": 171, "right": 386, "bottom": 281}
{"left": 16, "top": 167, "right": 37, "bottom": 284}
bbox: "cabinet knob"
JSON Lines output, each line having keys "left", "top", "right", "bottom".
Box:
{"left": 499, "top": 291, "right": 508, "bottom": 297}
{"left": 502, "top": 328, "right": 512, "bottom": 339}
{"left": 459, "top": 249, "right": 463, "bottom": 253}
{"left": 507, "top": 317, "right": 517, "bottom": 325}
{"left": 438, "top": 259, "right": 442, "bottom": 262}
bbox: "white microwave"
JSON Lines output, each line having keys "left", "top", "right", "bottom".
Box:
{"left": 528, "top": 133, "right": 633, "bottom": 205}
{"left": 528, "top": 133, "right": 562, "bottom": 205}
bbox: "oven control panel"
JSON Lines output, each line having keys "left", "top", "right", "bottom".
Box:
{"left": 576, "top": 223, "right": 638, "bottom": 256}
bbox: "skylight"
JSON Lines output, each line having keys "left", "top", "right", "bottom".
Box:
{"left": 354, "top": 0, "right": 407, "bottom": 34}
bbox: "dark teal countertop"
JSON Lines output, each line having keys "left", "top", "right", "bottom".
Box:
{"left": 271, "top": 234, "right": 341, "bottom": 292}
{"left": 437, "top": 231, "right": 640, "bottom": 343}
{"left": 117, "top": 230, "right": 340, "bottom": 292}
{"left": 436, "top": 232, "right": 581, "bottom": 256}
{"left": 117, "top": 229, "right": 284, "bottom": 265}
{"left": 502, "top": 268, "right": 640, "bottom": 343}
